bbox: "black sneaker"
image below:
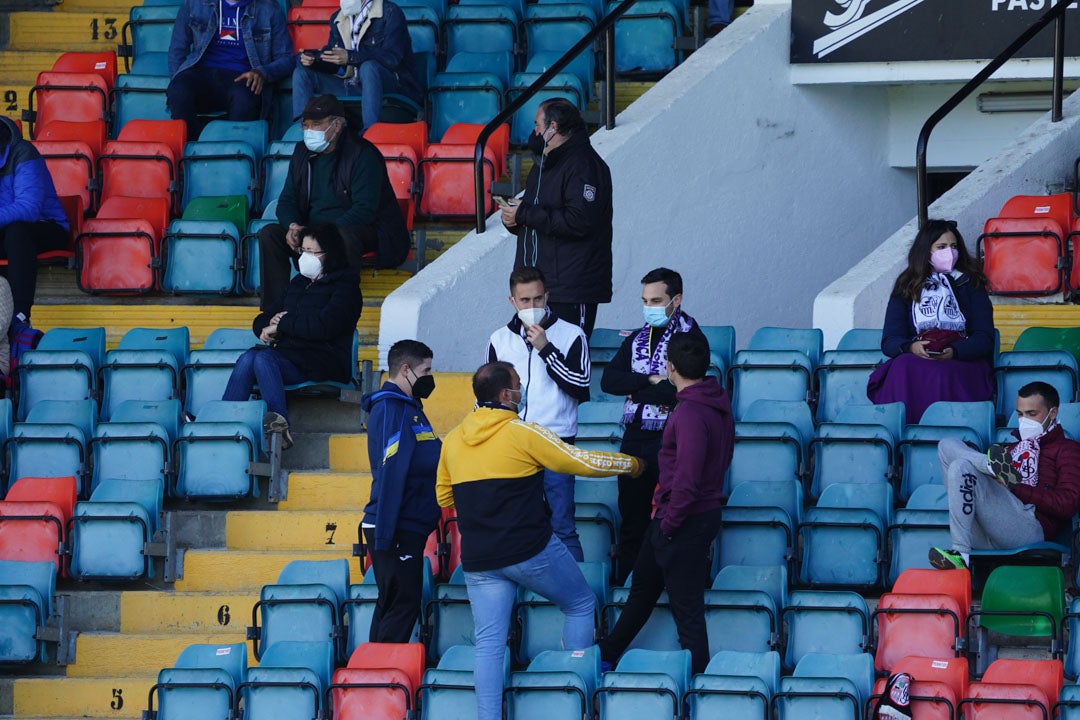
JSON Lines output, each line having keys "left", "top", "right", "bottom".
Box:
{"left": 263, "top": 411, "right": 294, "bottom": 450}
{"left": 928, "top": 547, "right": 968, "bottom": 570}
{"left": 987, "top": 444, "right": 1022, "bottom": 488}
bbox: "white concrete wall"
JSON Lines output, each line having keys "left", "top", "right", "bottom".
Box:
{"left": 381, "top": 1, "right": 918, "bottom": 370}
{"left": 813, "top": 90, "right": 1080, "bottom": 349}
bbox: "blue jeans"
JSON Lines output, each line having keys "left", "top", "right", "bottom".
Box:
{"left": 545, "top": 468, "right": 583, "bottom": 561}
{"left": 292, "top": 60, "right": 400, "bottom": 129}
{"left": 708, "top": 0, "right": 733, "bottom": 25}
{"left": 464, "top": 535, "right": 596, "bottom": 720}
{"left": 221, "top": 347, "right": 305, "bottom": 420}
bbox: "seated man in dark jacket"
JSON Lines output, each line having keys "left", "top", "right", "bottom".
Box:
{"left": 599, "top": 332, "right": 733, "bottom": 675}
{"left": 292, "top": 0, "right": 421, "bottom": 129}
{"left": 930, "top": 381, "right": 1080, "bottom": 570}
{"left": 258, "top": 95, "right": 409, "bottom": 310}
{"left": 225, "top": 223, "right": 363, "bottom": 446}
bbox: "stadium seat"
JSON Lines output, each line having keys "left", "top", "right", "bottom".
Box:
{"left": 418, "top": 645, "right": 503, "bottom": 720}
{"left": 8, "top": 400, "right": 96, "bottom": 496}
{"left": 365, "top": 121, "right": 429, "bottom": 157}
{"left": 116, "top": 117, "right": 186, "bottom": 155}
{"left": 772, "top": 652, "right": 873, "bottom": 720}
{"left": 15, "top": 327, "right": 105, "bottom": 421}
{"left": 869, "top": 654, "right": 968, "bottom": 720}
{"left": 729, "top": 399, "right": 813, "bottom": 494}
{"left": 75, "top": 218, "right": 160, "bottom": 295}
{"left": 180, "top": 140, "right": 259, "bottom": 209}
{"left": 120, "top": 4, "right": 179, "bottom": 73}
{"left": 111, "top": 74, "right": 172, "bottom": 128}
{"left": 418, "top": 142, "right": 499, "bottom": 217}
{"left": 99, "top": 327, "right": 189, "bottom": 420}
{"left": 372, "top": 143, "right": 419, "bottom": 232}
{"left": 182, "top": 349, "right": 250, "bottom": 420}
{"left": 960, "top": 658, "right": 1063, "bottom": 720}
{"left": 812, "top": 349, "right": 884, "bottom": 424}
{"left": 90, "top": 398, "right": 179, "bottom": 491}
{"left": 505, "top": 646, "right": 601, "bottom": 720}
{"left": 515, "top": 561, "right": 607, "bottom": 663}
{"left": 898, "top": 400, "right": 995, "bottom": 501}
{"left": 199, "top": 120, "right": 268, "bottom": 161}
{"left": 886, "top": 500, "right": 949, "bottom": 585}
{"left": 0, "top": 559, "right": 56, "bottom": 663}
{"left": 1014, "top": 325, "right": 1080, "bottom": 365}
{"left": 808, "top": 419, "right": 895, "bottom": 501}
{"left": 705, "top": 565, "right": 786, "bottom": 656}
{"left": 796, "top": 482, "right": 892, "bottom": 590}
{"left": 31, "top": 139, "right": 95, "bottom": 210}
{"left": 728, "top": 350, "right": 814, "bottom": 420}
{"left": 836, "top": 327, "right": 882, "bottom": 351}
{"left": 25, "top": 72, "right": 109, "bottom": 138}
{"left": 343, "top": 562, "right": 433, "bottom": 655}
{"left": 425, "top": 565, "right": 474, "bottom": 662}
{"left": 147, "top": 642, "right": 248, "bottom": 720}
{"left": 427, "top": 74, "right": 506, "bottom": 145}
{"left": 161, "top": 219, "right": 241, "bottom": 294}
{"left": 968, "top": 565, "right": 1064, "bottom": 675}
{"left": 50, "top": 51, "right": 117, "bottom": 89}
{"left": 978, "top": 194, "right": 1072, "bottom": 296}
{"left": 994, "top": 350, "right": 1078, "bottom": 417}
{"left": 182, "top": 194, "right": 249, "bottom": 237}
{"left": 96, "top": 195, "right": 170, "bottom": 239}
{"left": 444, "top": 3, "right": 518, "bottom": 59}
{"left": 438, "top": 122, "right": 510, "bottom": 181}
{"left": 174, "top": 400, "right": 266, "bottom": 500}
{"left": 781, "top": 590, "right": 868, "bottom": 671}
{"left": 593, "top": 649, "right": 690, "bottom": 720}
{"left": 250, "top": 558, "right": 348, "bottom": 662}
{"left": 259, "top": 141, "right": 294, "bottom": 214}
{"left": 402, "top": 4, "right": 440, "bottom": 54}
{"left": 286, "top": 5, "right": 335, "bottom": 51}
{"left": 98, "top": 139, "right": 178, "bottom": 210}
{"left": 0, "top": 475, "right": 76, "bottom": 573}
{"left": 237, "top": 640, "right": 334, "bottom": 720}
{"left": 872, "top": 569, "right": 969, "bottom": 673}
{"left": 330, "top": 642, "right": 426, "bottom": 720}
{"left": 34, "top": 119, "right": 106, "bottom": 155}
{"left": 608, "top": 0, "right": 682, "bottom": 74}
{"left": 70, "top": 476, "right": 164, "bottom": 580}
{"left": 718, "top": 480, "right": 801, "bottom": 569}
{"left": 685, "top": 650, "right": 779, "bottom": 720}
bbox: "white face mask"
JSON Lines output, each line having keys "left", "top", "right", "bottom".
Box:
{"left": 298, "top": 251, "right": 322, "bottom": 279}
{"left": 1018, "top": 414, "right": 1052, "bottom": 441}
{"left": 517, "top": 307, "right": 545, "bottom": 327}
{"left": 303, "top": 127, "right": 330, "bottom": 153}
{"left": 340, "top": 0, "right": 363, "bottom": 14}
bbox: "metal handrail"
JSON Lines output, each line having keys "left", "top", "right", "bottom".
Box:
{"left": 473, "top": 0, "right": 643, "bottom": 231}
{"left": 916, "top": 0, "right": 1071, "bottom": 228}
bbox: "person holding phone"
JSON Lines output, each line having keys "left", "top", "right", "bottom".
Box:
{"left": 867, "top": 219, "right": 995, "bottom": 423}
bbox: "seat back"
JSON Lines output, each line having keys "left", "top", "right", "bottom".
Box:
{"left": 418, "top": 143, "right": 498, "bottom": 217}
{"left": 30, "top": 72, "right": 110, "bottom": 135}
{"left": 1013, "top": 325, "right": 1080, "bottom": 366}
{"left": 979, "top": 565, "right": 1065, "bottom": 638}
{"left": 31, "top": 140, "right": 95, "bottom": 209}
{"left": 979, "top": 216, "right": 1065, "bottom": 295}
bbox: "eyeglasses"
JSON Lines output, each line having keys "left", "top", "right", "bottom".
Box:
{"left": 302, "top": 249, "right": 326, "bottom": 255}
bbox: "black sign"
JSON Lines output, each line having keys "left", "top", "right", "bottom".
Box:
{"left": 792, "top": 0, "right": 1080, "bottom": 64}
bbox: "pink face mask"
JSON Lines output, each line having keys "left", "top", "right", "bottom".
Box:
{"left": 930, "top": 247, "right": 958, "bottom": 274}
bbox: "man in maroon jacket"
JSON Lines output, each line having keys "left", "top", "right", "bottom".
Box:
{"left": 930, "top": 381, "right": 1080, "bottom": 570}
{"left": 598, "top": 331, "right": 733, "bottom": 674}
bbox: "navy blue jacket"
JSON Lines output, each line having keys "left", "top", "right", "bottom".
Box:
{"left": 881, "top": 272, "right": 994, "bottom": 362}
{"left": 0, "top": 117, "right": 68, "bottom": 232}
{"left": 362, "top": 382, "right": 442, "bottom": 550}
{"left": 322, "top": 3, "right": 422, "bottom": 105}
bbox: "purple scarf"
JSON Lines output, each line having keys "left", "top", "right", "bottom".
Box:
{"left": 621, "top": 310, "right": 695, "bottom": 431}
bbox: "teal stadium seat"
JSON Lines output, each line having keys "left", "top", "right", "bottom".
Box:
{"left": 729, "top": 399, "right": 813, "bottom": 495}
{"left": 593, "top": 648, "right": 691, "bottom": 720}
{"left": 161, "top": 219, "right": 241, "bottom": 295}
{"left": 100, "top": 327, "right": 189, "bottom": 420}
{"left": 0, "top": 559, "right": 56, "bottom": 663}
{"left": 444, "top": 4, "right": 518, "bottom": 59}
{"left": 514, "top": 561, "right": 607, "bottom": 663}
{"left": 8, "top": 399, "right": 96, "bottom": 496}
{"left": 994, "top": 349, "right": 1078, "bottom": 417}
{"left": 119, "top": 4, "right": 179, "bottom": 73}
{"left": 425, "top": 565, "right": 475, "bottom": 662}
{"left": 342, "top": 560, "right": 433, "bottom": 654}
{"left": 704, "top": 565, "right": 787, "bottom": 655}
{"left": 808, "top": 417, "right": 896, "bottom": 500}
{"left": 111, "top": 74, "right": 172, "bottom": 129}
{"left": 237, "top": 640, "right": 334, "bottom": 720}
{"left": 70, "top": 476, "right": 164, "bottom": 580}
{"left": 685, "top": 650, "right": 780, "bottom": 720}
{"left": 173, "top": 400, "right": 266, "bottom": 500}
{"left": 505, "top": 646, "right": 601, "bottom": 720}
{"left": 773, "top": 652, "right": 874, "bottom": 720}
{"left": 797, "top": 482, "right": 893, "bottom": 590}
{"left": 899, "top": 400, "right": 994, "bottom": 501}
{"left": 182, "top": 329, "right": 258, "bottom": 417}
{"left": 180, "top": 140, "right": 259, "bottom": 209}
{"left": 608, "top": 0, "right": 682, "bottom": 74}
{"left": 718, "top": 479, "right": 802, "bottom": 569}
{"left": 427, "top": 73, "right": 506, "bottom": 145}
{"left": 781, "top": 590, "right": 868, "bottom": 671}
{"left": 249, "top": 558, "right": 349, "bottom": 663}
{"left": 90, "top": 398, "right": 180, "bottom": 492}
{"left": 419, "top": 645, "right": 509, "bottom": 720}
{"left": 146, "top": 641, "right": 248, "bottom": 720}
{"left": 16, "top": 327, "right": 105, "bottom": 421}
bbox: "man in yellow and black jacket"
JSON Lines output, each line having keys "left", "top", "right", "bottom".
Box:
{"left": 436, "top": 360, "right": 643, "bottom": 720}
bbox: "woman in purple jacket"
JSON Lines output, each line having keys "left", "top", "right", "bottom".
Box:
{"left": 0, "top": 117, "right": 69, "bottom": 329}
{"left": 868, "top": 219, "right": 995, "bottom": 423}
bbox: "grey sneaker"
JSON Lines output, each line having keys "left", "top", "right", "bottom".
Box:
{"left": 987, "top": 444, "right": 1021, "bottom": 488}
{"left": 263, "top": 411, "right": 294, "bottom": 450}
{"left": 928, "top": 547, "right": 968, "bottom": 570}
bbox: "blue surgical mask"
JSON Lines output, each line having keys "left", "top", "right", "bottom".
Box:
{"left": 303, "top": 127, "right": 330, "bottom": 153}
{"left": 643, "top": 299, "right": 674, "bottom": 328}
{"left": 512, "top": 387, "right": 527, "bottom": 417}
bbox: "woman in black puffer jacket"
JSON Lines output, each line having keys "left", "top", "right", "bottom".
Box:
{"left": 223, "top": 223, "right": 362, "bottom": 447}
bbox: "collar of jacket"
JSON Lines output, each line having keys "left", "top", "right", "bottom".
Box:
{"left": 335, "top": 0, "right": 385, "bottom": 47}
{"left": 543, "top": 130, "right": 589, "bottom": 166}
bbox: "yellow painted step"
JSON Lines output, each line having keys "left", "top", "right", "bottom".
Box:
{"left": 993, "top": 303, "right": 1080, "bottom": 350}
{"left": 0, "top": 50, "right": 68, "bottom": 85}
{"left": 66, "top": 632, "right": 250, "bottom": 677}
{"left": 57, "top": 0, "right": 138, "bottom": 13}
{"left": 0, "top": 83, "right": 32, "bottom": 125}
{"left": 15, "top": 676, "right": 155, "bottom": 718}
{"left": 226, "top": 509, "right": 366, "bottom": 551}
{"left": 329, "top": 433, "right": 369, "bottom": 472}
{"left": 278, "top": 471, "right": 373, "bottom": 511}
{"left": 120, "top": 591, "right": 258, "bottom": 634}
{"left": 361, "top": 268, "right": 414, "bottom": 300}
{"left": 174, "top": 549, "right": 362, "bottom": 591}
{"left": 9, "top": 11, "right": 133, "bottom": 52}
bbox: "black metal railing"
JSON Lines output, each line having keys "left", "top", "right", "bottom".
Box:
{"left": 472, "top": 0, "right": 643, "bottom": 231}
{"left": 916, "top": 0, "right": 1071, "bottom": 228}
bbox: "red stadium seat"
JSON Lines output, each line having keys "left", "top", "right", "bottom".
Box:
{"left": 331, "top": 643, "right": 426, "bottom": 719}
{"left": 32, "top": 140, "right": 95, "bottom": 210}
{"left": 34, "top": 120, "right": 107, "bottom": 157}
{"left": 960, "top": 659, "right": 1063, "bottom": 720}
{"left": 438, "top": 508, "right": 461, "bottom": 581}
{"left": 893, "top": 568, "right": 971, "bottom": 614}
{"left": 374, "top": 143, "right": 418, "bottom": 231}
{"left": 998, "top": 193, "right": 1073, "bottom": 234}
{"left": 98, "top": 140, "right": 178, "bottom": 210}
{"left": 439, "top": 122, "right": 510, "bottom": 179}
{"left": 75, "top": 217, "right": 160, "bottom": 295}
{"left": 117, "top": 119, "right": 188, "bottom": 163}
{"left": 287, "top": 6, "right": 334, "bottom": 53}
{"left": 97, "top": 196, "right": 171, "bottom": 239}
{"left": 1068, "top": 217, "right": 1080, "bottom": 294}
{"left": 869, "top": 655, "right": 968, "bottom": 720}
{"left": 873, "top": 592, "right": 965, "bottom": 674}
{"left": 0, "top": 476, "right": 77, "bottom": 575}
{"left": 979, "top": 216, "right": 1065, "bottom": 296}
{"left": 365, "top": 121, "right": 429, "bottom": 158}
{"left": 418, "top": 143, "right": 497, "bottom": 218}
{"left": 51, "top": 51, "right": 118, "bottom": 91}
{"left": 26, "top": 72, "right": 110, "bottom": 138}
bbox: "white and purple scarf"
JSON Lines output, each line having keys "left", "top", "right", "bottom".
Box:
{"left": 1010, "top": 421, "right": 1058, "bottom": 487}
{"left": 912, "top": 273, "right": 966, "bottom": 335}
{"left": 621, "top": 310, "right": 695, "bottom": 431}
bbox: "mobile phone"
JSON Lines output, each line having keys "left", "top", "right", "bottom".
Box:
{"left": 302, "top": 49, "right": 320, "bottom": 57}
{"left": 494, "top": 196, "right": 513, "bottom": 209}
{"left": 926, "top": 349, "right": 944, "bottom": 357}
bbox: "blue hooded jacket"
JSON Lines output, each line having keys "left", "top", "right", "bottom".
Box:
{"left": 0, "top": 117, "right": 69, "bottom": 232}
{"left": 361, "top": 381, "right": 441, "bottom": 550}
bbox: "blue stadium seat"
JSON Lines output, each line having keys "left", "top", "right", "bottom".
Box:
{"left": 427, "top": 72, "right": 505, "bottom": 144}
{"left": 813, "top": 349, "right": 884, "bottom": 424}
{"left": 99, "top": 327, "right": 189, "bottom": 420}
{"left": 111, "top": 74, "right": 171, "bottom": 128}
{"left": 343, "top": 561, "right": 433, "bottom": 655}
{"left": 699, "top": 324, "right": 736, "bottom": 382}
{"left": 886, "top": 499, "right": 949, "bottom": 585}
{"left": 773, "top": 652, "right": 874, "bottom": 720}
{"left": 418, "top": 645, "right": 504, "bottom": 720}
{"left": 718, "top": 480, "right": 802, "bottom": 569}
{"left": 70, "top": 476, "right": 164, "bottom": 580}
{"left": 180, "top": 140, "right": 259, "bottom": 209}
{"left": 994, "top": 350, "right": 1078, "bottom": 417}
{"left": 728, "top": 400, "right": 813, "bottom": 495}
{"left": 505, "top": 646, "right": 601, "bottom": 720}
{"left": 174, "top": 400, "right": 266, "bottom": 500}
{"left": 781, "top": 590, "right": 869, "bottom": 671}
{"left": 686, "top": 650, "right": 779, "bottom": 720}
{"left": 898, "top": 400, "right": 994, "bottom": 500}
{"left": 120, "top": 4, "right": 179, "bottom": 73}
{"left": 796, "top": 482, "right": 893, "bottom": 590}
{"left": 249, "top": 559, "right": 349, "bottom": 663}
{"left": 402, "top": 4, "right": 440, "bottom": 53}
{"left": 199, "top": 120, "right": 268, "bottom": 161}
{"left": 704, "top": 566, "right": 786, "bottom": 655}
{"left": 749, "top": 327, "right": 824, "bottom": 365}
{"left": 425, "top": 565, "right": 474, "bottom": 662}
{"left": 808, "top": 420, "right": 895, "bottom": 501}
{"left": 728, "top": 350, "right": 814, "bottom": 421}
{"left": 574, "top": 501, "right": 617, "bottom": 569}
{"left": 515, "top": 561, "right": 607, "bottom": 663}
{"left": 161, "top": 219, "right": 240, "bottom": 295}
{"left": 237, "top": 640, "right": 334, "bottom": 720}
{"left": 594, "top": 649, "right": 690, "bottom": 720}
{"left": 605, "top": 579, "right": 679, "bottom": 654}
{"left": 508, "top": 72, "right": 588, "bottom": 146}
{"left": 259, "top": 141, "right": 294, "bottom": 214}
{"left": 90, "top": 398, "right": 179, "bottom": 494}
{"left": 182, "top": 350, "right": 247, "bottom": 419}
{"left": 8, "top": 399, "right": 96, "bottom": 495}
{"left": 444, "top": 4, "right": 518, "bottom": 59}
{"left": 1062, "top": 597, "right": 1080, "bottom": 680}
{"left": 836, "top": 328, "right": 882, "bottom": 351}
{"left": 16, "top": 327, "right": 106, "bottom": 421}
{"left": 147, "top": 642, "right": 248, "bottom": 720}
{"left": 607, "top": 0, "right": 681, "bottom": 74}
{"left": 0, "top": 560, "right": 56, "bottom": 663}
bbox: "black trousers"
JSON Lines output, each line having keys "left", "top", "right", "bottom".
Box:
{"left": 258, "top": 223, "right": 377, "bottom": 310}
{"left": 363, "top": 527, "right": 427, "bottom": 643}
{"left": 0, "top": 220, "right": 69, "bottom": 318}
{"left": 614, "top": 427, "right": 663, "bottom": 585}
{"left": 547, "top": 301, "right": 598, "bottom": 341}
{"left": 599, "top": 508, "right": 723, "bottom": 674}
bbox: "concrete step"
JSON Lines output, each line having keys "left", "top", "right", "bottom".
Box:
{"left": 225, "top": 509, "right": 365, "bottom": 551}
{"left": 329, "top": 434, "right": 369, "bottom": 472}
{"left": 174, "top": 549, "right": 362, "bottom": 592}
{"left": 278, "top": 471, "right": 373, "bottom": 511}
{"left": 66, "top": 632, "right": 250, "bottom": 677}
{"left": 119, "top": 591, "right": 258, "bottom": 635}
{"left": 0, "top": 50, "right": 68, "bottom": 85}
{"left": 55, "top": 0, "right": 141, "bottom": 12}
{"left": 288, "top": 395, "right": 364, "bottom": 434}
{"left": 14, "top": 676, "right": 155, "bottom": 718}
{"left": 8, "top": 11, "right": 133, "bottom": 52}
{"left": 0, "top": 83, "right": 33, "bottom": 126}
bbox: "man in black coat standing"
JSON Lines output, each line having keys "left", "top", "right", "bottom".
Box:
{"left": 501, "top": 98, "right": 612, "bottom": 339}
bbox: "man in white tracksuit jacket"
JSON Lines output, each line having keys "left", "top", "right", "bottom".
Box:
{"left": 487, "top": 266, "right": 592, "bottom": 560}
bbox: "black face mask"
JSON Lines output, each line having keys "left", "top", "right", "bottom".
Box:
{"left": 411, "top": 373, "right": 436, "bottom": 400}
{"left": 527, "top": 130, "right": 546, "bottom": 156}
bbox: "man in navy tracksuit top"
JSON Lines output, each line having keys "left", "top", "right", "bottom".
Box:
{"left": 599, "top": 331, "right": 733, "bottom": 674}
{"left": 360, "top": 339, "right": 441, "bottom": 642}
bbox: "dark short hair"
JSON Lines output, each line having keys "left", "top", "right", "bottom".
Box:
{"left": 539, "top": 98, "right": 585, "bottom": 137}
{"left": 388, "top": 339, "right": 433, "bottom": 376}
{"left": 641, "top": 267, "right": 683, "bottom": 298}
{"left": 509, "top": 267, "right": 546, "bottom": 293}
{"left": 667, "top": 332, "right": 709, "bottom": 380}
{"left": 473, "top": 361, "right": 516, "bottom": 404}
{"left": 300, "top": 224, "right": 350, "bottom": 274}
{"left": 1019, "top": 381, "right": 1060, "bottom": 410}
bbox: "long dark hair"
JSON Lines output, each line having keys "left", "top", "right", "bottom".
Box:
{"left": 300, "top": 223, "right": 350, "bottom": 275}
{"left": 891, "top": 219, "right": 987, "bottom": 302}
